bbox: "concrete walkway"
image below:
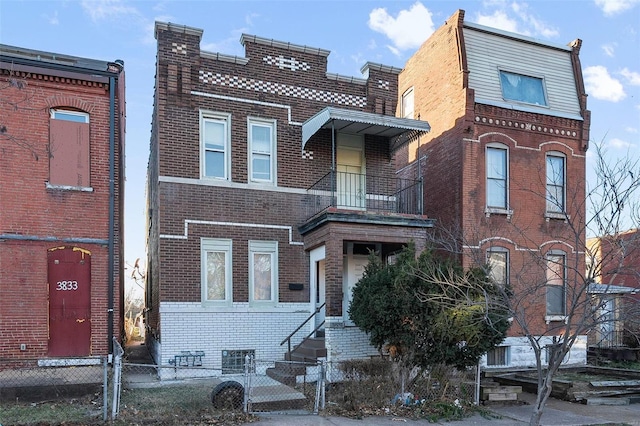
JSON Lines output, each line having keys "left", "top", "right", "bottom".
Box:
{"left": 252, "top": 391, "right": 640, "bottom": 425}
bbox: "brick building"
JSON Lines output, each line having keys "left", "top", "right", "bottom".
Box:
{"left": 147, "top": 22, "right": 432, "bottom": 374}
{"left": 147, "top": 9, "right": 593, "bottom": 373}
{"left": 0, "top": 45, "right": 125, "bottom": 362}
{"left": 587, "top": 229, "right": 640, "bottom": 349}
{"left": 396, "top": 10, "right": 590, "bottom": 367}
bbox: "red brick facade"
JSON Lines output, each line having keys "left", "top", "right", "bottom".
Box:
{"left": 397, "top": 10, "right": 590, "bottom": 340}
{"left": 0, "top": 46, "right": 125, "bottom": 360}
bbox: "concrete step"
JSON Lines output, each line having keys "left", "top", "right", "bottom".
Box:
{"left": 300, "top": 337, "right": 325, "bottom": 349}
{"left": 292, "top": 345, "right": 327, "bottom": 359}
{"left": 266, "top": 367, "right": 296, "bottom": 387}
{"left": 274, "top": 361, "right": 307, "bottom": 376}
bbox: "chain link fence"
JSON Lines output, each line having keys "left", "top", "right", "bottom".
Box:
{"left": 0, "top": 347, "right": 479, "bottom": 424}
{"left": 0, "top": 356, "right": 110, "bottom": 422}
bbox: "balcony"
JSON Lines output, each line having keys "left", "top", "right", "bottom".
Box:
{"left": 299, "top": 171, "right": 430, "bottom": 234}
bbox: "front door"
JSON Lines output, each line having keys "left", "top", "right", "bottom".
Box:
{"left": 315, "top": 260, "right": 326, "bottom": 330}
{"left": 48, "top": 247, "right": 91, "bottom": 357}
{"left": 337, "top": 134, "right": 365, "bottom": 209}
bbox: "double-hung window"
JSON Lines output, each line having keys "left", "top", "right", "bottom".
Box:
{"left": 249, "top": 241, "right": 278, "bottom": 304}
{"left": 49, "top": 109, "right": 90, "bottom": 188}
{"left": 201, "top": 238, "right": 232, "bottom": 304}
{"left": 248, "top": 118, "right": 276, "bottom": 184}
{"left": 401, "top": 88, "right": 414, "bottom": 119}
{"left": 546, "top": 154, "right": 566, "bottom": 214}
{"left": 201, "top": 111, "right": 230, "bottom": 179}
{"left": 486, "top": 145, "right": 508, "bottom": 210}
{"left": 487, "top": 248, "right": 509, "bottom": 287}
{"left": 546, "top": 252, "right": 566, "bottom": 317}
{"left": 499, "top": 70, "right": 548, "bottom": 106}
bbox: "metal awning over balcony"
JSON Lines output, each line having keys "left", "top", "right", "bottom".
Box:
{"left": 302, "top": 107, "right": 431, "bottom": 153}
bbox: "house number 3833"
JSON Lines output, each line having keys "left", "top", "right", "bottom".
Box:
{"left": 56, "top": 281, "right": 79, "bottom": 291}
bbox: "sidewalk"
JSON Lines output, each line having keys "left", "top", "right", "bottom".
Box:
{"left": 252, "top": 391, "right": 640, "bottom": 425}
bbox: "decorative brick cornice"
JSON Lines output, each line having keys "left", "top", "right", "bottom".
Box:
{"left": 475, "top": 104, "right": 582, "bottom": 139}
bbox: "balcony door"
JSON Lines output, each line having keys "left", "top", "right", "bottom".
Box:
{"left": 337, "top": 134, "right": 365, "bottom": 209}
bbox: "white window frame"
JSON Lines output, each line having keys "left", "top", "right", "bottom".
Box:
{"left": 498, "top": 69, "right": 548, "bottom": 107}
{"left": 545, "top": 152, "right": 566, "bottom": 216}
{"left": 248, "top": 117, "right": 277, "bottom": 184}
{"left": 401, "top": 88, "right": 414, "bottom": 119}
{"left": 249, "top": 240, "right": 278, "bottom": 304}
{"left": 485, "top": 144, "right": 510, "bottom": 213}
{"left": 545, "top": 250, "right": 567, "bottom": 321}
{"left": 200, "top": 110, "right": 231, "bottom": 180}
{"left": 201, "top": 238, "right": 233, "bottom": 305}
{"left": 486, "top": 247, "right": 509, "bottom": 287}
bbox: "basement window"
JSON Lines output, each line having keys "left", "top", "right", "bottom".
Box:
{"left": 486, "top": 346, "right": 510, "bottom": 367}
{"left": 222, "top": 349, "right": 254, "bottom": 374}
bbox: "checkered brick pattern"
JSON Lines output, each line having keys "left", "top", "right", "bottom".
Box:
{"left": 378, "top": 80, "right": 390, "bottom": 90}
{"left": 199, "top": 70, "right": 367, "bottom": 107}
{"left": 263, "top": 55, "right": 311, "bottom": 71}
{"left": 172, "top": 43, "right": 187, "bottom": 55}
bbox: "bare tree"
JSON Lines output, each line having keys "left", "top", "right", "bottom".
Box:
{"left": 0, "top": 69, "right": 49, "bottom": 160}
{"left": 124, "top": 259, "right": 146, "bottom": 343}
{"left": 421, "top": 142, "right": 640, "bottom": 425}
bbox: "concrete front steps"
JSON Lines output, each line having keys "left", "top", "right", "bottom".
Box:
{"left": 266, "top": 337, "right": 326, "bottom": 387}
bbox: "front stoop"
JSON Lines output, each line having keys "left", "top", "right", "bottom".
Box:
{"left": 481, "top": 384, "right": 522, "bottom": 402}
{"left": 267, "top": 337, "right": 325, "bottom": 386}
{"left": 248, "top": 381, "right": 307, "bottom": 411}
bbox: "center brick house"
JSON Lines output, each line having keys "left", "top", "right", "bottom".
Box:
{"left": 147, "top": 9, "right": 590, "bottom": 374}
{"left": 147, "top": 22, "right": 433, "bottom": 375}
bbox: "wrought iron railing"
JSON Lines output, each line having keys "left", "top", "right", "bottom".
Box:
{"left": 304, "top": 171, "right": 423, "bottom": 219}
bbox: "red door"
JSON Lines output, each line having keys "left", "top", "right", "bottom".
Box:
{"left": 48, "top": 247, "right": 91, "bottom": 357}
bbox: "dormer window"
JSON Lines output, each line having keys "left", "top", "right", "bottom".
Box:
{"left": 499, "top": 70, "right": 547, "bottom": 106}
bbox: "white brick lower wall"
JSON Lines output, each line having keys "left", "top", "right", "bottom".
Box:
{"left": 150, "top": 302, "right": 310, "bottom": 379}
{"left": 481, "top": 335, "right": 587, "bottom": 368}
{"left": 325, "top": 319, "right": 379, "bottom": 363}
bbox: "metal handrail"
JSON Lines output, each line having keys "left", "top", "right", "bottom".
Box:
{"left": 280, "top": 303, "right": 325, "bottom": 354}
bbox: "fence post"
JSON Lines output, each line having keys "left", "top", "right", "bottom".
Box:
{"left": 243, "top": 354, "right": 251, "bottom": 413}
{"left": 475, "top": 361, "right": 481, "bottom": 406}
{"left": 102, "top": 356, "right": 108, "bottom": 421}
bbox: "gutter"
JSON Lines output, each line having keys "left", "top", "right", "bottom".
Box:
{"left": 108, "top": 74, "right": 115, "bottom": 357}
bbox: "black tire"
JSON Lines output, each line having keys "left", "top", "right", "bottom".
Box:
{"left": 211, "top": 381, "right": 244, "bottom": 410}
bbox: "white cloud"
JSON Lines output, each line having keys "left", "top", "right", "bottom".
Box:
{"left": 81, "top": 0, "right": 138, "bottom": 22}
{"left": 594, "top": 0, "right": 640, "bottom": 16}
{"left": 476, "top": 10, "right": 521, "bottom": 33}
{"left": 625, "top": 126, "right": 639, "bottom": 133}
{"left": 509, "top": 1, "right": 558, "bottom": 38}
{"left": 245, "top": 12, "right": 259, "bottom": 27}
{"left": 474, "top": 1, "right": 557, "bottom": 39}
{"left": 583, "top": 65, "right": 626, "bottom": 102}
{"left": 45, "top": 11, "right": 59, "bottom": 25}
{"left": 601, "top": 43, "right": 617, "bottom": 57}
{"left": 368, "top": 1, "right": 435, "bottom": 53}
{"left": 620, "top": 68, "right": 640, "bottom": 85}
{"left": 607, "top": 137, "right": 635, "bottom": 149}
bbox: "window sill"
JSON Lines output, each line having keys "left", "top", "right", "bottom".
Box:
{"left": 545, "top": 212, "right": 569, "bottom": 222}
{"left": 46, "top": 182, "right": 94, "bottom": 192}
{"left": 485, "top": 207, "right": 513, "bottom": 219}
{"left": 545, "top": 315, "right": 567, "bottom": 324}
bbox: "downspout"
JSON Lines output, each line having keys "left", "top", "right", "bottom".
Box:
{"left": 108, "top": 75, "right": 115, "bottom": 358}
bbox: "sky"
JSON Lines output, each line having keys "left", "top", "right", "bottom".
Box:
{"left": 1, "top": 0, "right": 639, "bottom": 272}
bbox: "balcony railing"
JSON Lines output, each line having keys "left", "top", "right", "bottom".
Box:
{"left": 304, "top": 170, "right": 423, "bottom": 220}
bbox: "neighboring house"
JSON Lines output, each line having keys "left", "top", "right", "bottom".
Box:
{"left": 0, "top": 45, "right": 125, "bottom": 363}
{"left": 587, "top": 230, "right": 640, "bottom": 349}
{"left": 147, "top": 22, "right": 433, "bottom": 375}
{"left": 395, "top": 10, "right": 591, "bottom": 368}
